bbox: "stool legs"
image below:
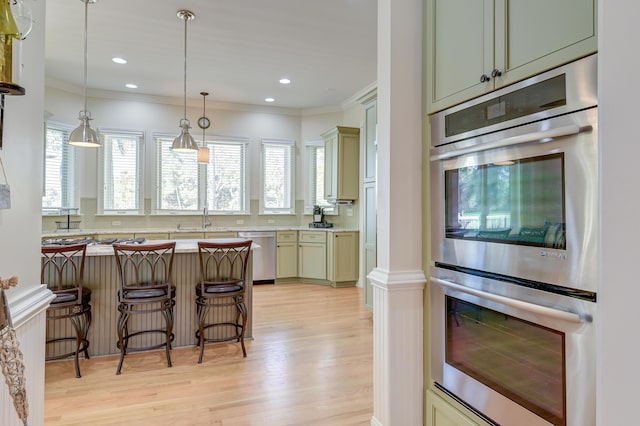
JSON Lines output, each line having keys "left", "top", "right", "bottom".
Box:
{"left": 195, "top": 296, "right": 247, "bottom": 364}
{"left": 116, "top": 302, "right": 175, "bottom": 375}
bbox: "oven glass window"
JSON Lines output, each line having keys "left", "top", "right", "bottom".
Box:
{"left": 446, "top": 297, "right": 566, "bottom": 426}
{"left": 444, "top": 153, "right": 565, "bottom": 248}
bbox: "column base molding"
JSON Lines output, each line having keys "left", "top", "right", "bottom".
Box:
{"left": 369, "top": 266, "right": 426, "bottom": 426}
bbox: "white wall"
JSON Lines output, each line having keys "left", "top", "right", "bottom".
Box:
{"left": 597, "top": 0, "right": 640, "bottom": 424}
{"left": 0, "top": 1, "right": 48, "bottom": 424}
{"left": 44, "top": 87, "right": 367, "bottom": 232}
{"left": 1, "top": 0, "right": 45, "bottom": 312}
{"left": 46, "top": 87, "right": 303, "bottom": 201}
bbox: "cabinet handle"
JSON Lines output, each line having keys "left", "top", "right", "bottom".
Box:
{"left": 491, "top": 68, "right": 502, "bottom": 78}
{"left": 480, "top": 74, "right": 491, "bottom": 83}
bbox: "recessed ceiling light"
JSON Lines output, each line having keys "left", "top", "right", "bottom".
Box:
{"left": 125, "top": 83, "right": 138, "bottom": 89}
{"left": 279, "top": 78, "right": 291, "bottom": 84}
{"left": 265, "top": 97, "right": 275, "bottom": 102}
{"left": 112, "top": 57, "right": 127, "bottom": 64}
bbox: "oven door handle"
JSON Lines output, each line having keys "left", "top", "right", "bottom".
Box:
{"left": 432, "top": 277, "right": 584, "bottom": 323}
{"left": 430, "top": 124, "right": 592, "bottom": 161}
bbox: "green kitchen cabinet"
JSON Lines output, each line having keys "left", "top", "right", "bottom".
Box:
{"left": 322, "top": 126, "right": 360, "bottom": 202}
{"left": 298, "top": 231, "right": 327, "bottom": 280}
{"left": 426, "top": 389, "right": 483, "bottom": 426}
{"left": 327, "top": 231, "right": 359, "bottom": 287}
{"left": 276, "top": 231, "right": 298, "bottom": 279}
{"left": 426, "top": 0, "right": 597, "bottom": 113}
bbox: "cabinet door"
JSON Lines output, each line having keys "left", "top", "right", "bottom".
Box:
{"left": 298, "top": 242, "right": 326, "bottom": 280}
{"left": 324, "top": 132, "right": 338, "bottom": 200}
{"left": 336, "top": 131, "right": 360, "bottom": 200}
{"left": 328, "top": 232, "right": 358, "bottom": 282}
{"left": 276, "top": 242, "right": 298, "bottom": 278}
{"left": 426, "top": 390, "right": 480, "bottom": 426}
{"left": 426, "top": 0, "right": 494, "bottom": 113}
{"left": 496, "top": 0, "right": 597, "bottom": 87}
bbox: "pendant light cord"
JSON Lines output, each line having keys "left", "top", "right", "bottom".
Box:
{"left": 182, "top": 13, "right": 188, "bottom": 121}
{"left": 202, "top": 93, "right": 206, "bottom": 146}
{"left": 82, "top": 0, "right": 89, "bottom": 114}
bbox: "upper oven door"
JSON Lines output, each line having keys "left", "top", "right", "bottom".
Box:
{"left": 430, "top": 107, "right": 597, "bottom": 292}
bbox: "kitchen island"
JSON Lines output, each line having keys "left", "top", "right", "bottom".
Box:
{"left": 43, "top": 238, "right": 255, "bottom": 357}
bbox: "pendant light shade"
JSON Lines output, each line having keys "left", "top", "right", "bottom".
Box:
{"left": 197, "top": 91, "right": 210, "bottom": 163}
{"left": 171, "top": 9, "right": 198, "bottom": 152}
{"left": 69, "top": 0, "right": 99, "bottom": 147}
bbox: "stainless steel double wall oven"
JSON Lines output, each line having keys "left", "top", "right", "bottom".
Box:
{"left": 429, "top": 55, "right": 598, "bottom": 426}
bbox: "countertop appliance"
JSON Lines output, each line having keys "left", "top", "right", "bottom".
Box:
{"left": 429, "top": 55, "right": 598, "bottom": 426}
{"left": 237, "top": 231, "right": 275, "bottom": 284}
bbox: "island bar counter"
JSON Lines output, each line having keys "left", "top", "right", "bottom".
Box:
{"left": 42, "top": 239, "right": 255, "bottom": 358}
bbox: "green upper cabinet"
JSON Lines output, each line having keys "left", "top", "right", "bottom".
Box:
{"left": 426, "top": 0, "right": 597, "bottom": 113}
{"left": 321, "top": 126, "right": 360, "bottom": 202}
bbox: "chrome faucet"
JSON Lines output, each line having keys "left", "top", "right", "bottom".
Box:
{"left": 202, "top": 207, "right": 212, "bottom": 228}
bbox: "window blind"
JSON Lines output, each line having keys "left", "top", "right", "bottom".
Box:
{"left": 100, "top": 129, "right": 144, "bottom": 213}
{"left": 43, "top": 123, "right": 77, "bottom": 213}
{"left": 261, "top": 139, "right": 294, "bottom": 213}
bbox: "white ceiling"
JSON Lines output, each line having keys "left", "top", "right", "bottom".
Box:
{"left": 45, "top": 0, "right": 378, "bottom": 110}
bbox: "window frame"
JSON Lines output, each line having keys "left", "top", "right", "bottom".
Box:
{"left": 304, "top": 140, "right": 336, "bottom": 215}
{"left": 97, "top": 128, "right": 145, "bottom": 215}
{"left": 42, "top": 121, "right": 79, "bottom": 215}
{"left": 153, "top": 133, "right": 250, "bottom": 215}
{"left": 260, "top": 138, "right": 295, "bottom": 214}
{"left": 201, "top": 136, "right": 250, "bottom": 214}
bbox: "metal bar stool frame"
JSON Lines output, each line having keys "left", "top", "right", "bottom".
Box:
{"left": 196, "top": 240, "right": 252, "bottom": 363}
{"left": 113, "top": 242, "right": 176, "bottom": 375}
{"left": 41, "top": 243, "right": 92, "bottom": 378}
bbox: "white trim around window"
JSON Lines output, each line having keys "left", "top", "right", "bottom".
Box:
{"left": 304, "top": 140, "right": 335, "bottom": 215}
{"left": 153, "top": 133, "right": 250, "bottom": 214}
{"left": 260, "top": 138, "right": 295, "bottom": 214}
{"left": 42, "top": 121, "right": 79, "bottom": 215}
{"left": 97, "top": 128, "right": 145, "bottom": 215}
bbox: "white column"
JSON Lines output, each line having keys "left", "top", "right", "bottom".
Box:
{"left": 370, "top": 0, "right": 425, "bottom": 424}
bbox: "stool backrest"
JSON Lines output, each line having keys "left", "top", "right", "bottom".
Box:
{"left": 41, "top": 244, "right": 87, "bottom": 299}
{"left": 198, "top": 240, "right": 252, "bottom": 289}
{"left": 113, "top": 242, "right": 176, "bottom": 292}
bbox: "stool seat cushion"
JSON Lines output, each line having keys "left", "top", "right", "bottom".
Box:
{"left": 121, "top": 285, "right": 176, "bottom": 300}
{"left": 51, "top": 287, "right": 91, "bottom": 305}
{"left": 198, "top": 281, "right": 243, "bottom": 295}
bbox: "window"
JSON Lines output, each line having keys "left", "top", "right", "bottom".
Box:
{"left": 204, "top": 140, "right": 248, "bottom": 213}
{"left": 304, "top": 140, "right": 334, "bottom": 214}
{"left": 99, "top": 129, "right": 144, "bottom": 214}
{"left": 154, "top": 134, "right": 248, "bottom": 213}
{"left": 42, "top": 123, "right": 77, "bottom": 214}
{"left": 155, "top": 135, "right": 200, "bottom": 212}
{"left": 261, "top": 139, "right": 294, "bottom": 213}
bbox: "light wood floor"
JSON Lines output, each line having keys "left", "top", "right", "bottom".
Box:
{"left": 44, "top": 283, "right": 374, "bottom": 425}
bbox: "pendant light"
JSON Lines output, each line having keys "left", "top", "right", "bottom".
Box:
{"left": 197, "top": 91, "right": 210, "bottom": 163}
{"left": 69, "top": 0, "right": 100, "bottom": 147}
{"left": 171, "top": 9, "right": 198, "bottom": 152}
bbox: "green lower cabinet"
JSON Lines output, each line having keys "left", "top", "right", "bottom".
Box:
{"left": 327, "top": 231, "right": 359, "bottom": 287}
{"left": 426, "top": 389, "right": 485, "bottom": 426}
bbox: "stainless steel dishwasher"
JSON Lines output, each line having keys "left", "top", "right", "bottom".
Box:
{"left": 237, "top": 231, "right": 276, "bottom": 284}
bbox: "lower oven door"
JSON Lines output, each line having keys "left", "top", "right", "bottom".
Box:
{"left": 430, "top": 266, "right": 595, "bottom": 426}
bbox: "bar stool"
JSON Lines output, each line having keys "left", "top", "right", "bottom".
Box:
{"left": 113, "top": 242, "right": 176, "bottom": 375}
{"left": 196, "top": 240, "right": 252, "bottom": 363}
{"left": 41, "top": 243, "right": 92, "bottom": 378}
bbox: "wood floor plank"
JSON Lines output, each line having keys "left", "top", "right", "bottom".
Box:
{"left": 45, "top": 283, "right": 373, "bottom": 425}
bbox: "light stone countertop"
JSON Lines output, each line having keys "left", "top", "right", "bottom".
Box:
{"left": 42, "top": 225, "right": 359, "bottom": 239}
{"left": 83, "top": 238, "right": 259, "bottom": 257}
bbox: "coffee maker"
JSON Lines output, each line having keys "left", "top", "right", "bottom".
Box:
{"left": 310, "top": 205, "right": 333, "bottom": 228}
